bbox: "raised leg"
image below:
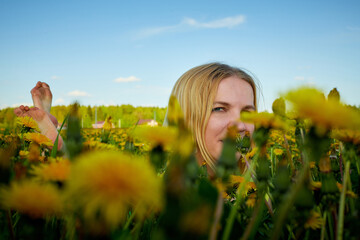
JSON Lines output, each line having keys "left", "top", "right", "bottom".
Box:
{"left": 31, "top": 81, "right": 58, "bottom": 127}
{"left": 14, "top": 105, "right": 63, "bottom": 150}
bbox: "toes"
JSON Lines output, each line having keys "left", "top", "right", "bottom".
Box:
{"left": 31, "top": 82, "right": 42, "bottom": 93}
{"left": 24, "top": 106, "right": 30, "bottom": 111}
{"left": 14, "top": 108, "right": 23, "bottom": 116}
{"left": 41, "top": 82, "right": 50, "bottom": 89}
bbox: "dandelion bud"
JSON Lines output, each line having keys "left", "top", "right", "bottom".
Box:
{"left": 328, "top": 88, "right": 340, "bottom": 102}
{"left": 272, "top": 97, "right": 286, "bottom": 117}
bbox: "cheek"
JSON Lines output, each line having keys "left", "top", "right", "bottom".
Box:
{"left": 246, "top": 123, "right": 255, "bottom": 134}
{"left": 205, "top": 115, "right": 228, "bottom": 139}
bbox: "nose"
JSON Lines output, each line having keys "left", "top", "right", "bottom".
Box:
{"left": 234, "top": 120, "right": 247, "bottom": 132}
{"left": 228, "top": 111, "right": 247, "bottom": 133}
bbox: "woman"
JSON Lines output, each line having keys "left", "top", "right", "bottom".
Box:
{"left": 168, "top": 62, "right": 257, "bottom": 172}
{"left": 14, "top": 63, "right": 257, "bottom": 171}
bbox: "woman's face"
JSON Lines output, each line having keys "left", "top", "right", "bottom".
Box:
{"left": 204, "top": 76, "right": 255, "bottom": 160}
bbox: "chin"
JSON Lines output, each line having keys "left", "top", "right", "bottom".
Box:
{"left": 235, "top": 152, "right": 242, "bottom": 160}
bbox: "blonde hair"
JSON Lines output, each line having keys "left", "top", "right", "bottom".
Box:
{"left": 169, "top": 62, "right": 257, "bottom": 170}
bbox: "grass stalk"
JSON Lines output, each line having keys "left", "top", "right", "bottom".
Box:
{"left": 123, "top": 209, "right": 137, "bottom": 230}
{"left": 209, "top": 192, "right": 224, "bottom": 240}
{"left": 222, "top": 160, "right": 255, "bottom": 240}
{"left": 6, "top": 210, "right": 15, "bottom": 240}
{"left": 270, "top": 160, "right": 310, "bottom": 240}
{"left": 336, "top": 161, "right": 350, "bottom": 240}
{"left": 50, "top": 114, "right": 68, "bottom": 158}
{"left": 320, "top": 211, "right": 327, "bottom": 240}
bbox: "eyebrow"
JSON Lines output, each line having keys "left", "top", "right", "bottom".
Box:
{"left": 213, "top": 101, "right": 230, "bottom": 106}
{"left": 213, "top": 101, "right": 256, "bottom": 111}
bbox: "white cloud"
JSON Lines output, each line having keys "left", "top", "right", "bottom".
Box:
{"left": 68, "top": 90, "right": 91, "bottom": 97}
{"left": 182, "top": 15, "right": 245, "bottom": 29}
{"left": 294, "top": 76, "right": 305, "bottom": 81}
{"left": 114, "top": 76, "right": 141, "bottom": 83}
{"left": 346, "top": 26, "right": 360, "bottom": 31}
{"left": 11, "top": 102, "right": 33, "bottom": 108}
{"left": 51, "top": 75, "right": 61, "bottom": 80}
{"left": 137, "top": 15, "right": 246, "bottom": 38}
{"left": 54, "top": 98, "right": 65, "bottom": 104}
{"left": 294, "top": 76, "right": 315, "bottom": 85}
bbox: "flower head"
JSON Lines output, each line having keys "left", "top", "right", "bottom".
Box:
{"left": 17, "top": 116, "right": 39, "bottom": 131}
{"left": 241, "top": 112, "right": 287, "bottom": 130}
{"left": 0, "top": 180, "right": 63, "bottom": 218}
{"left": 131, "top": 126, "right": 178, "bottom": 150}
{"left": 285, "top": 87, "right": 360, "bottom": 131}
{"left": 83, "top": 140, "right": 119, "bottom": 151}
{"left": 273, "top": 148, "right": 284, "bottom": 156}
{"left": 331, "top": 129, "right": 360, "bottom": 146}
{"left": 65, "top": 151, "right": 163, "bottom": 230}
{"left": 23, "top": 132, "right": 53, "bottom": 147}
{"left": 304, "top": 210, "right": 323, "bottom": 230}
{"left": 30, "top": 158, "right": 71, "bottom": 182}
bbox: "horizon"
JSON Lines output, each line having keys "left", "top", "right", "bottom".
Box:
{"left": 1, "top": 0, "right": 360, "bottom": 111}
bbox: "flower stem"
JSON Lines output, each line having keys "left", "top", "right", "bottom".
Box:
{"left": 209, "top": 191, "right": 224, "bottom": 240}
{"left": 123, "top": 209, "right": 137, "bottom": 230}
{"left": 6, "top": 210, "right": 15, "bottom": 240}
{"left": 270, "top": 160, "right": 310, "bottom": 240}
{"left": 337, "top": 161, "right": 350, "bottom": 240}
{"left": 221, "top": 160, "right": 255, "bottom": 240}
{"left": 320, "top": 211, "right": 327, "bottom": 240}
{"left": 240, "top": 197, "right": 265, "bottom": 240}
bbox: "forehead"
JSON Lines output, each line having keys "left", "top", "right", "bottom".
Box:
{"left": 214, "top": 76, "right": 255, "bottom": 105}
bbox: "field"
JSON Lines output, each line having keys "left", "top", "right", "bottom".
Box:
{"left": 0, "top": 87, "right": 360, "bottom": 240}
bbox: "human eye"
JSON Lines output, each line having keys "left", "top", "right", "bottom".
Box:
{"left": 241, "top": 106, "right": 256, "bottom": 113}
{"left": 212, "top": 107, "right": 225, "bottom": 112}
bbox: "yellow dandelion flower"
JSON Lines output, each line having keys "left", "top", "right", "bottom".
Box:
{"left": 273, "top": 148, "right": 284, "bottom": 156}
{"left": 245, "top": 147, "right": 258, "bottom": 159}
{"left": 229, "top": 175, "right": 256, "bottom": 195}
{"left": 331, "top": 129, "right": 360, "bottom": 145}
{"left": 246, "top": 192, "right": 257, "bottom": 208}
{"left": 131, "top": 126, "right": 178, "bottom": 150}
{"left": 0, "top": 180, "right": 63, "bottom": 218}
{"left": 310, "top": 181, "right": 322, "bottom": 190}
{"left": 19, "top": 150, "right": 29, "bottom": 159}
{"left": 309, "top": 161, "right": 316, "bottom": 169}
{"left": 17, "top": 116, "right": 39, "bottom": 131}
{"left": 230, "top": 175, "right": 245, "bottom": 184}
{"left": 65, "top": 151, "right": 163, "bottom": 230}
{"left": 28, "top": 142, "right": 45, "bottom": 163}
{"left": 241, "top": 111, "right": 287, "bottom": 129}
{"left": 285, "top": 87, "right": 360, "bottom": 131}
{"left": 83, "top": 140, "right": 118, "bottom": 151}
{"left": 336, "top": 183, "right": 358, "bottom": 198}
{"left": 304, "top": 211, "right": 323, "bottom": 230}
{"left": 23, "top": 132, "right": 53, "bottom": 147}
{"left": 30, "top": 158, "right": 71, "bottom": 182}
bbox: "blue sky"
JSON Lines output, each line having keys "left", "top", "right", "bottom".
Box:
{"left": 1, "top": 0, "right": 359, "bottom": 111}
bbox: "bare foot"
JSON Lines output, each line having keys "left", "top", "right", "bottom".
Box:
{"left": 31, "top": 81, "right": 52, "bottom": 112}
{"left": 14, "top": 106, "right": 63, "bottom": 150}
{"left": 30, "top": 81, "right": 58, "bottom": 127}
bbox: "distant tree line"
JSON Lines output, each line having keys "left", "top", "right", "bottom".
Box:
{"left": 0, "top": 105, "right": 167, "bottom": 128}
